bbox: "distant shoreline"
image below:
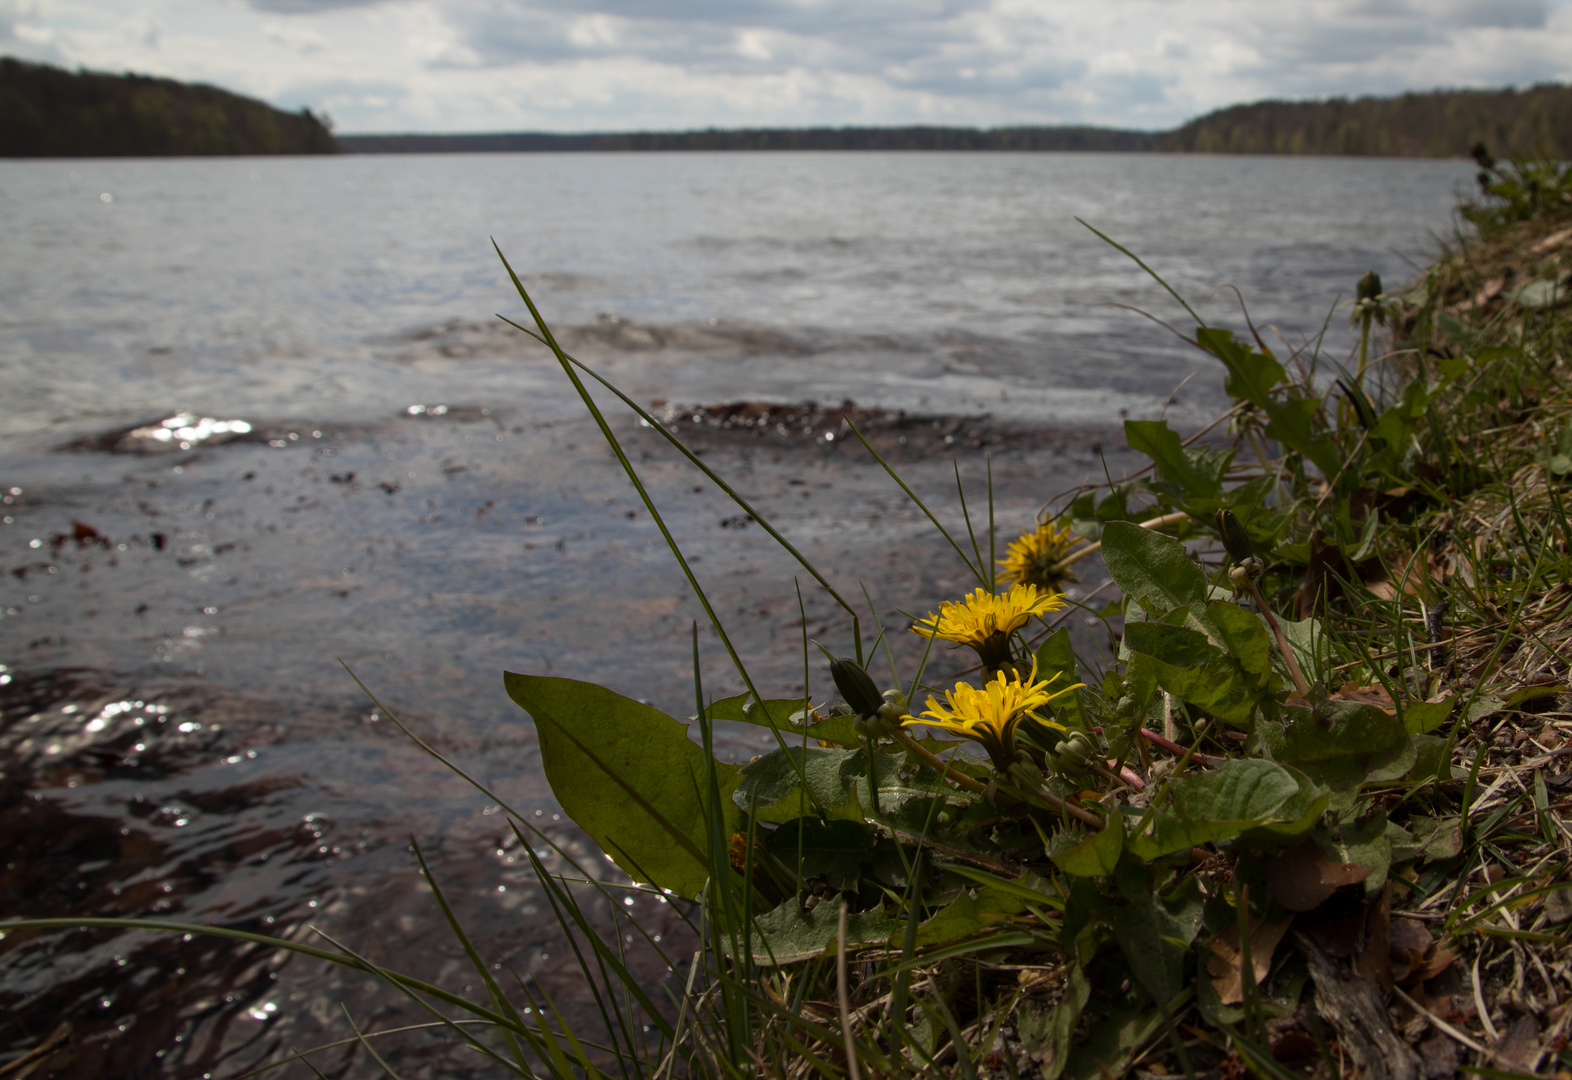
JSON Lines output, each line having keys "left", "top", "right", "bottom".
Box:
{"left": 338, "top": 84, "right": 1572, "bottom": 160}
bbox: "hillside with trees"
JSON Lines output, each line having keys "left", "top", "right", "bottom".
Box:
{"left": 339, "top": 125, "right": 1154, "bottom": 153}
{"left": 0, "top": 57, "right": 337, "bottom": 157}
{"left": 1156, "top": 84, "right": 1572, "bottom": 158}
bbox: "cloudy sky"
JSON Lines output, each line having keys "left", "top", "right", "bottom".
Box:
{"left": 3, "top": 0, "right": 1570, "bottom": 133}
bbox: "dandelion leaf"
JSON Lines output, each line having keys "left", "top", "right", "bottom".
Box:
{"left": 505, "top": 672, "right": 741, "bottom": 899}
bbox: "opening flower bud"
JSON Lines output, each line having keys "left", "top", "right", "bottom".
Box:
{"left": 829, "top": 657, "right": 884, "bottom": 718}
{"left": 1216, "top": 508, "right": 1255, "bottom": 564}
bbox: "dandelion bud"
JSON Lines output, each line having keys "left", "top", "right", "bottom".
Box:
{"left": 1216, "top": 508, "right": 1255, "bottom": 564}
{"left": 1356, "top": 270, "right": 1383, "bottom": 303}
{"left": 1006, "top": 754, "right": 1045, "bottom": 793}
{"left": 829, "top": 657, "right": 883, "bottom": 718}
{"left": 1051, "top": 731, "right": 1094, "bottom": 776}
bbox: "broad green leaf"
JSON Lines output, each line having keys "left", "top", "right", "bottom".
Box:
{"left": 1315, "top": 812, "right": 1390, "bottom": 896}
{"left": 1049, "top": 819, "right": 1125, "bottom": 877}
{"left": 1017, "top": 964, "right": 1090, "bottom": 1080}
{"left": 1409, "top": 816, "right": 1463, "bottom": 863}
{"left": 1128, "top": 758, "right": 1301, "bottom": 861}
{"left": 1193, "top": 600, "right": 1277, "bottom": 679}
{"left": 1113, "top": 859, "right": 1186, "bottom": 1003}
{"left": 1102, "top": 520, "right": 1208, "bottom": 614}
{"left": 1124, "top": 419, "right": 1228, "bottom": 498}
{"left": 1122, "top": 621, "right": 1266, "bottom": 724}
{"left": 1035, "top": 627, "right": 1090, "bottom": 730}
{"left": 748, "top": 900, "right": 896, "bottom": 965}
{"left": 849, "top": 748, "right": 953, "bottom": 815}
{"left": 1195, "top": 328, "right": 1341, "bottom": 479}
{"left": 733, "top": 745, "right": 860, "bottom": 823}
{"left": 1403, "top": 697, "right": 1454, "bottom": 735}
{"left": 1197, "top": 327, "right": 1287, "bottom": 408}
{"left": 766, "top": 818, "right": 875, "bottom": 889}
{"left": 1255, "top": 700, "right": 1411, "bottom": 812}
{"left": 1236, "top": 764, "right": 1329, "bottom": 844}
{"left": 914, "top": 885, "right": 1032, "bottom": 948}
{"left": 1406, "top": 734, "right": 1448, "bottom": 782}
{"left": 505, "top": 673, "right": 741, "bottom": 899}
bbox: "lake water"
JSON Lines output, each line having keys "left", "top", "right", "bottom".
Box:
{"left": 0, "top": 152, "right": 1473, "bottom": 1077}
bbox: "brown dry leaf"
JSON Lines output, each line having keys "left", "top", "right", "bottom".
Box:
{"left": 1407, "top": 947, "right": 1457, "bottom": 985}
{"left": 1265, "top": 836, "right": 1374, "bottom": 912}
{"left": 1207, "top": 914, "right": 1294, "bottom": 1005}
{"left": 1493, "top": 1016, "right": 1542, "bottom": 1072}
{"left": 1331, "top": 681, "right": 1396, "bottom": 714}
{"left": 1387, "top": 917, "right": 1433, "bottom": 983}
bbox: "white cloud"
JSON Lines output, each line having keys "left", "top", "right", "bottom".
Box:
{"left": 2, "top": 0, "right": 1569, "bottom": 131}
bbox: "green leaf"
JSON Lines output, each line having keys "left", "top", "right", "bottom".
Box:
{"left": 1049, "top": 819, "right": 1125, "bottom": 877}
{"left": 748, "top": 900, "right": 895, "bottom": 965}
{"left": 1410, "top": 816, "right": 1463, "bottom": 863}
{"left": 1121, "top": 620, "right": 1268, "bottom": 725}
{"left": 1255, "top": 701, "right": 1412, "bottom": 812}
{"left": 915, "top": 885, "right": 1033, "bottom": 948}
{"left": 1124, "top": 419, "right": 1228, "bottom": 498}
{"left": 1102, "top": 520, "right": 1208, "bottom": 614}
{"left": 1128, "top": 758, "right": 1301, "bottom": 860}
{"left": 1194, "top": 600, "right": 1277, "bottom": 679}
{"left": 1113, "top": 859, "right": 1186, "bottom": 1003}
{"left": 1236, "top": 765, "right": 1329, "bottom": 844}
{"left": 1063, "top": 990, "right": 1174, "bottom": 1080}
{"left": 1315, "top": 811, "right": 1390, "bottom": 896}
{"left": 504, "top": 673, "right": 741, "bottom": 899}
{"left": 1195, "top": 328, "right": 1342, "bottom": 479}
{"left": 1403, "top": 697, "right": 1455, "bottom": 735}
{"left": 733, "top": 745, "right": 860, "bottom": 823}
{"left": 766, "top": 818, "right": 875, "bottom": 889}
{"left": 1035, "top": 627, "right": 1090, "bottom": 730}
{"left": 1197, "top": 327, "right": 1287, "bottom": 408}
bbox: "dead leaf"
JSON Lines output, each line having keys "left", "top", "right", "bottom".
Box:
{"left": 1543, "top": 887, "right": 1572, "bottom": 924}
{"left": 1388, "top": 917, "right": 1433, "bottom": 983}
{"left": 1492, "top": 1016, "right": 1542, "bottom": 1072}
{"left": 1265, "top": 836, "right": 1373, "bottom": 912}
{"left": 1331, "top": 681, "right": 1396, "bottom": 714}
{"left": 1407, "top": 947, "right": 1456, "bottom": 985}
{"left": 1207, "top": 913, "right": 1294, "bottom": 1005}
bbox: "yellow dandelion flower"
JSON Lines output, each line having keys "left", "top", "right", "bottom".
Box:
{"left": 905, "top": 660, "right": 1076, "bottom": 772}
{"left": 998, "top": 520, "right": 1083, "bottom": 592}
{"left": 911, "top": 584, "right": 1065, "bottom": 669}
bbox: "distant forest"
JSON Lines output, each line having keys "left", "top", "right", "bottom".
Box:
{"left": 339, "top": 126, "right": 1155, "bottom": 153}
{"left": 3, "top": 53, "right": 1569, "bottom": 160}
{"left": 0, "top": 57, "right": 337, "bottom": 157}
{"left": 342, "top": 85, "right": 1571, "bottom": 159}
{"left": 1156, "top": 84, "right": 1572, "bottom": 158}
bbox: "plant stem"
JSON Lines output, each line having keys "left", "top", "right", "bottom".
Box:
{"left": 1249, "top": 581, "right": 1311, "bottom": 697}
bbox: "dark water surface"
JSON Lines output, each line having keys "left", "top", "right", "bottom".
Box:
{"left": 0, "top": 152, "right": 1470, "bottom": 1076}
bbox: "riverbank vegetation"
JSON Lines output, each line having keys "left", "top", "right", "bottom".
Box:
{"left": 466, "top": 147, "right": 1572, "bottom": 1078}
{"left": 0, "top": 56, "right": 337, "bottom": 157}
{"left": 5, "top": 151, "right": 1570, "bottom": 1079}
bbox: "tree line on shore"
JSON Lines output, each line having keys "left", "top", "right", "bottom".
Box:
{"left": 2, "top": 53, "right": 1568, "bottom": 160}
{"left": 0, "top": 56, "right": 336, "bottom": 157}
